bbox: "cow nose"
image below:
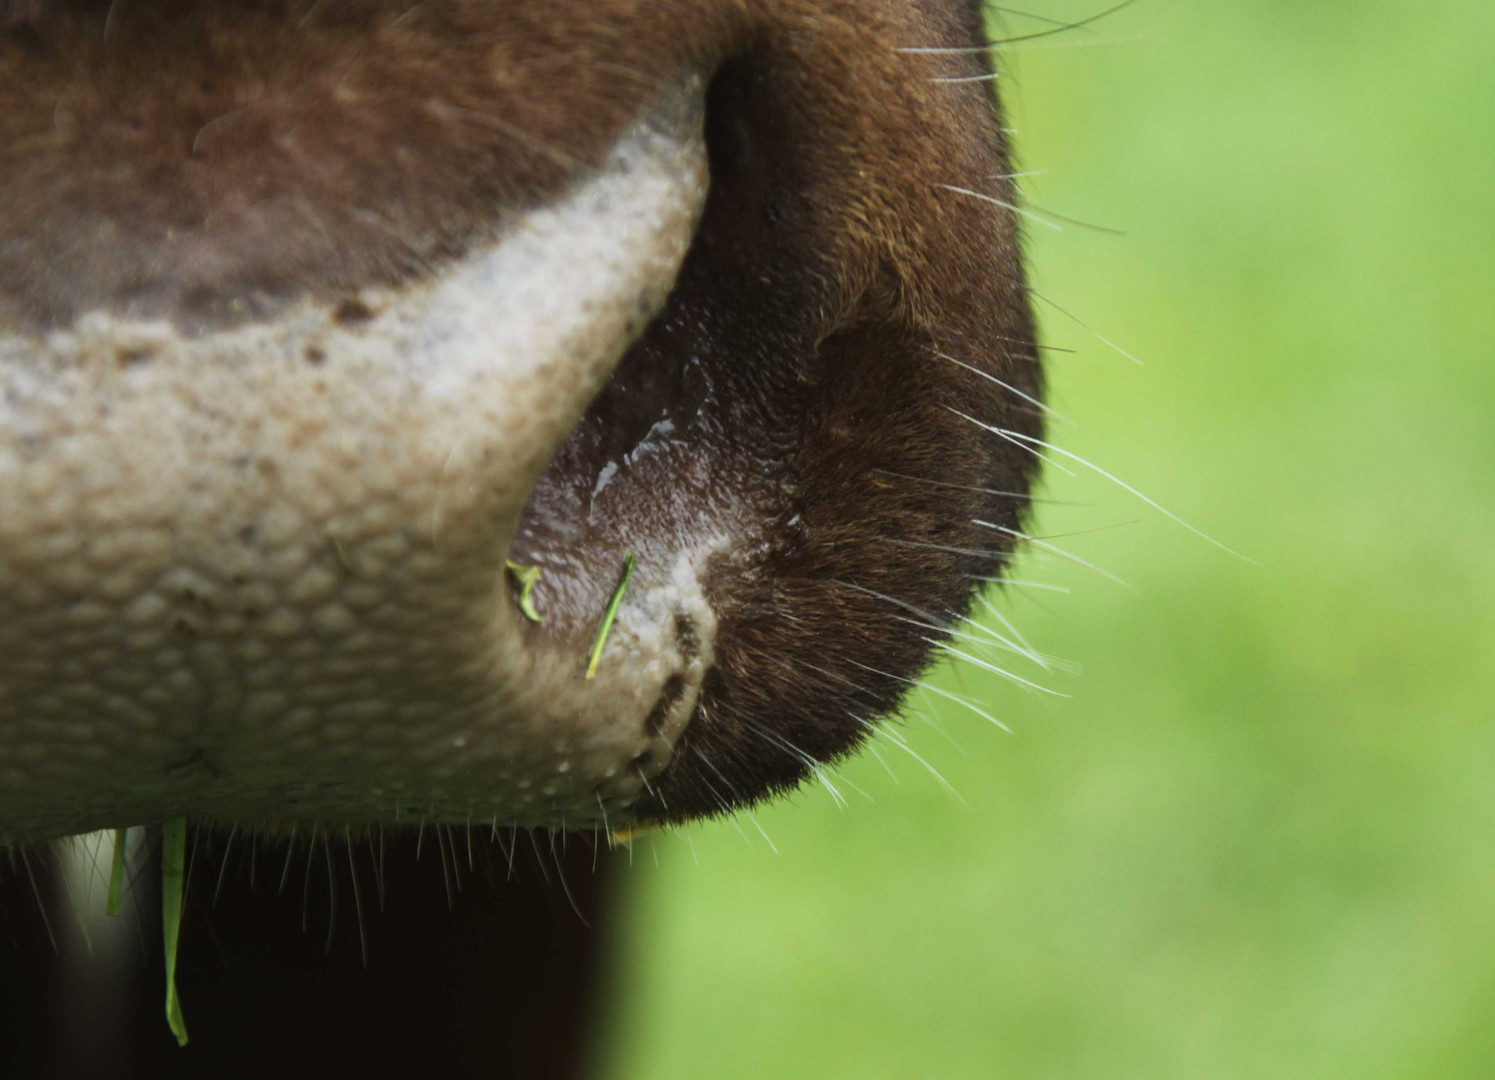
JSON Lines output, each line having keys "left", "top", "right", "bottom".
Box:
{"left": 0, "top": 78, "right": 711, "bottom": 844}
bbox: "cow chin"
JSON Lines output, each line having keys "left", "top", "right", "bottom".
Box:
{"left": 0, "top": 0, "right": 1043, "bottom": 844}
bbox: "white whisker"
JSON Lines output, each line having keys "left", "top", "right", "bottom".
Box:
{"left": 935, "top": 351, "right": 1069, "bottom": 422}
{"left": 830, "top": 579, "right": 960, "bottom": 632}
{"left": 939, "top": 183, "right": 1064, "bottom": 232}
{"left": 976, "top": 521, "right": 1136, "bottom": 590}
{"left": 875, "top": 726, "right": 964, "bottom": 803}
{"left": 930, "top": 640, "right": 1067, "bottom": 697}
{"left": 744, "top": 812, "right": 779, "bottom": 855}
{"left": 739, "top": 720, "right": 855, "bottom": 809}
{"left": 945, "top": 407, "right": 1076, "bottom": 475}
{"left": 868, "top": 601, "right": 1056, "bottom": 674}
{"left": 985, "top": 429, "right": 1255, "bottom": 562}
{"left": 978, "top": 576, "right": 1072, "bottom": 595}
{"left": 870, "top": 467, "right": 1084, "bottom": 506}
{"left": 911, "top": 687, "right": 973, "bottom": 754}
{"left": 1032, "top": 292, "right": 1143, "bottom": 365}
{"left": 929, "top": 71, "right": 1000, "bottom": 84}
{"left": 861, "top": 735, "right": 902, "bottom": 783}
{"left": 876, "top": 536, "right": 1007, "bottom": 560}
{"left": 973, "top": 593, "right": 1052, "bottom": 671}
{"left": 1003, "top": 32, "right": 1153, "bottom": 53}
{"left": 1021, "top": 202, "right": 1127, "bottom": 236}
{"left": 842, "top": 654, "right": 1011, "bottom": 735}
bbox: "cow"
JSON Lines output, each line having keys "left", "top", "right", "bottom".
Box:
{"left": 0, "top": 0, "right": 1043, "bottom": 1074}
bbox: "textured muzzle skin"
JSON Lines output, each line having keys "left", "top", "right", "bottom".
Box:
{"left": 0, "top": 88, "right": 712, "bottom": 843}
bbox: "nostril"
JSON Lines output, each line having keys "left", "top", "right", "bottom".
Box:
{"left": 644, "top": 675, "right": 687, "bottom": 738}
{"left": 631, "top": 745, "right": 669, "bottom": 775}
{"left": 674, "top": 613, "right": 699, "bottom": 663}
{"left": 332, "top": 298, "right": 378, "bottom": 327}
{"left": 703, "top": 56, "right": 759, "bottom": 175}
{"left": 700, "top": 52, "right": 794, "bottom": 245}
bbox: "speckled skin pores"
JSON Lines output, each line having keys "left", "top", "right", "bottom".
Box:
{"left": 0, "top": 90, "right": 715, "bottom": 845}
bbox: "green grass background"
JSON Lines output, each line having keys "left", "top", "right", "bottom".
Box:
{"left": 594, "top": 1, "right": 1495, "bottom": 1076}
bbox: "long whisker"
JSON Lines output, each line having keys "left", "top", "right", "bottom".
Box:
{"left": 869, "top": 467, "right": 1081, "bottom": 506}
{"left": 978, "top": 576, "right": 1071, "bottom": 595}
{"left": 897, "top": 0, "right": 1141, "bottom": 53}
{"left": 934, "top": 351, "right": 1069, "bottom": 422}
{"left": 1032, "top": 291, "right": 1143, "bottom": 365}
{"left": 939, "top": 183, "right": 1063, "bottom": 232}
{"left": 960, "top": 416, "right": 1256, "bottom": 562}
{"left": 930, "top": 640, "right": 1067, "bottom": 697}
{"left": 976, "top": 522, "right": 1135, "bottom": 590}
{"left": 845, "top": 656, "right": 1013, "bottom": 734}
{"left": 874, "top": 725, "right": 964, "bottom": 803}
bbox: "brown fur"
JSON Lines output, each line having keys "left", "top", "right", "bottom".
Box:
{"left": 0, "top": 0, "right": 1041, "bottom": 821}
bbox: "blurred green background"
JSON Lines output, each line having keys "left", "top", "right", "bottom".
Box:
{"left": 594, "top": 0, "right": 1495, "bottom": 1076}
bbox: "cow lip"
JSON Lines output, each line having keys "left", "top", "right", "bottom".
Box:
{"left": 0, "top": 76, "right": 712, "bottom": 842}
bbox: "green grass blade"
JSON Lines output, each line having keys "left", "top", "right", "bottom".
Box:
{"left": 586, "top": 554, "right": 635, "bottom": 680}
{"left": 105, "top": 827, "right": 128, "bottom": 917}
{"left": 505, "top": 560, "right": 545, "bottom": 623}
{"left": 160, "top": 817, "right": 189, "bottom": 1047}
